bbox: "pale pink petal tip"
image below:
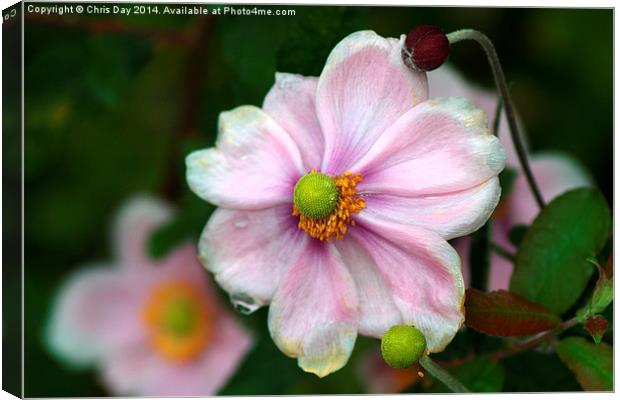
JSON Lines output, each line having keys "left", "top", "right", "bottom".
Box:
{"left": 186, "top": 105, "right": 304, "bottom": 210}
{"left": 268, "top": 243, "right": 358, "bottom": 377}
{"left": 113, "top": 195, "right": 172, "bottom": 266}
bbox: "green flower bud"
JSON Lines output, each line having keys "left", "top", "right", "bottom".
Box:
{"left": 381, "top": 324, "right": 427, "bottom": 369}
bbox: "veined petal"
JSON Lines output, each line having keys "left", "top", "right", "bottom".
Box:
{"left": 354, "top": 97, "right": 505, "bottom": 197}
{"left": 334, "top": 239, "right": 402, "bottom": 338}
{"left": 46, "top": 267, "right": 145, "bottom": 367}
{"left": 428, "top": 65, "right": 523, "bottom": 167}
{"left": 350, "top": 216, "right": 465, "bottom": 352}
{"left": 268, "top": 242, "right": 358, "bottom": 377}
{"left": 362, "top": 178, "right": 501, "bottom": 240}
{"left": 113, "top": 196, "right": 172, "bottom": 269}
{"left": 186, "top": 106, "right": 304, "bottom": 210}
{"left": 316, "top": 31, "right": 428, "bottom": 174}
{"left": 263, "top": 73, "right": 323, "bottom": 170}
{"left": 198, "top": 205, "right": 305, "bottom": 308}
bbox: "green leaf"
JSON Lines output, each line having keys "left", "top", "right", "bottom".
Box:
{"left": 503, "top": 351, "right": 580, "bottom": 391}
{"left": 556, "top": 336, "right": 612, "bottom": 391}
{"left": 465, "top": 289, "right": 561, "bottom": 336}
{"left": 509, "top": 188, "right": 610, "bottom": 314}
{"left": 428, "top": 357, "right": 504, "bottom": 393}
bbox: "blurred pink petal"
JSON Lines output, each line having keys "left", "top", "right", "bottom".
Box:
{"left": 316, "top": 31, "right": 428, "bottom": 174}
{"left": 508, "top": 152, "right": 593, "bottom": 226}
{"left": 112, "top": 195, "right": 172, "bottom": 270}
{"left": 48, "top": 197, "right": 252, "bottom": 395}
{"left": 186, "top": 106, "right": 304, "bottom": 210}
{"left": 268, "top": 242, "right": 358, "bottom": 378}
{"left": 263, "top": 73, "right": 323, "bottom": 170}
{"left": 47, "top": 267, "right": 145, "bottom": 367}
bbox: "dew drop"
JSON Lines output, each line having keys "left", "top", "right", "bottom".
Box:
{"left": 230, "top": 293, "right": 259, "bottom": 315}
{"left": 234, "top": 218, "right": 248, "bottom": 228}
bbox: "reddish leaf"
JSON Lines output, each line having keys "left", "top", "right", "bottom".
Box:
{"left": 584, "top": 315, "right": 608, "bottom": 344}
{"left": 465, "top": 289, "right": 561, "bottom": 336}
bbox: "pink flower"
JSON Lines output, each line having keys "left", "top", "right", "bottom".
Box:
{"left": 47, "top": 197, "right": 252, "bottom": 396}
{"left": 186, "top": 31, "right": 506, "bottom": 377}
{"left": 428, "top": 66, "right": 593, "bottom": 290}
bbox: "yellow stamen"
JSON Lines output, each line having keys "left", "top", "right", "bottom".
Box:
{"left": 142, "top": 280, "right": 213, "bottom": 362}
{"left": 293, "top": 171, "right": 366, "bottom": 241}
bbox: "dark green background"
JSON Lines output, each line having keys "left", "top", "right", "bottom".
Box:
{"left": 9, "top": 3, "right": 613, "bottom": 396}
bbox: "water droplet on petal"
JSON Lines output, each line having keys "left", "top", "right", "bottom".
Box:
{"left": 230, "top": 293, "right": 259, "bottom": 315}
{"left": 234, "top": 218, "right": 248, "bottom": 228}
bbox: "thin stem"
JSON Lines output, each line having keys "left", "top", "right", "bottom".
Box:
{"left": 446, "top": 29, "right": 545, "bottom": 210}
{"left": 489, "top": 317, "right": 579, "bottom": 361}
{"left": 492, "top": 97, "right": 503, "bottom": 136}
{"left": 419, "top": 355, "right": 470, "bottom": 393}
{"left": 490, "top": 241, "right": 515, "bottom": 262}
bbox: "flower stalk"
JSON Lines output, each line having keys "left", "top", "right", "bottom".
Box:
{"left": 446, "top": 29, "right": 545, "bottom": 210}
{"left": 419, "top": 355, "right": 470, "bottom": 393}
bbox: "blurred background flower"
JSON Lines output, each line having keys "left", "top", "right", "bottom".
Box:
{"left": 7, "top": 4, "right": 611, "bottom": 396}
{"left": 45, "top": 196, "right": 252, "bottom": 396}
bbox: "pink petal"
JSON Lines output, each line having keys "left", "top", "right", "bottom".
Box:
{"left": 268, "top": 241, "right": 358, "bottom": 377}
{"left": 350, "top": 215, "right": 464, "bottom": 352}
{"left": 316, "top": 31, "right": 428, "bottom": 174}
{"left": 353, "top": 97, "right": 505, "bottom": 197}
{"left": 334, "top": 239, "right": 401, "bottom": 338}
{"left": 508, "top": 152, "right": 593, "bottom": 226}
{"left": 361, "top": 177, "right": 501, "bottom": 240}
{"left": 186, "top": 106, "right": 304, "bottom": 210}
{"left": 47, "top": 267, "right": 145, "bottom": 367}
{"left": 198, "top": 205, "right": 305, "bottom": 308}
{"left": 428, "top": 65, "right": 520, "bottom": 167}
{"left": 263, "top": 73, "right": 323, "bottom": 170}
{"left": 102, "top": 310, "right": 252, "bottom": 396}
{"left": 112, "top": 196, "right": 172, "bottom": 270}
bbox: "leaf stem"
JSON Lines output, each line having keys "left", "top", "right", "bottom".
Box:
{"left": 488, "top": 317, "right": 579, "bottom": 361}
{"left": 419, "top": 355, "right": 470, "bottom": 393}
{"left": 446, "top": 29, "right": 545, "bottom": 211}
{"left": 490, "top": 241, "right": 516, "bottom": 262}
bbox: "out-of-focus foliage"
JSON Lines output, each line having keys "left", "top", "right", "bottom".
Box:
{"left": 20, "top": 5, "right": 612, "bottom": 396}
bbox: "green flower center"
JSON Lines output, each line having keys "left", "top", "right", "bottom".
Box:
{"left": 162, "top": 297, "right": 197, "bottom": 337}
{"left": 293, "top": 172, "right": 339, "bottom": 220}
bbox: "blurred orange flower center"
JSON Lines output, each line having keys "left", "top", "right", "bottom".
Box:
{"left": 142, "top": 280, "right": 213, "bottom": 362}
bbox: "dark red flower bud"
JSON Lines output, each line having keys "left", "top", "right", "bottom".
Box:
{"left": 402, "top": 25, "right": 450, "bottom": 72}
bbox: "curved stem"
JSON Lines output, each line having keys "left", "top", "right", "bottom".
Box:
{"left": 419, "top": 355, "right": 470, "bottom": 393}
{"left": 490, "top": 241, "right": 515, "bottom": 262}
{"left": 489, "top": 317, "right": 579, "bottom": 361}
{"left": 446, "top": 29, "right": 545, "bottom": 210}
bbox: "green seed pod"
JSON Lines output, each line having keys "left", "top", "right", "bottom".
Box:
{"left": 381, "top": 324, "right": 427, "bottom": 369}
